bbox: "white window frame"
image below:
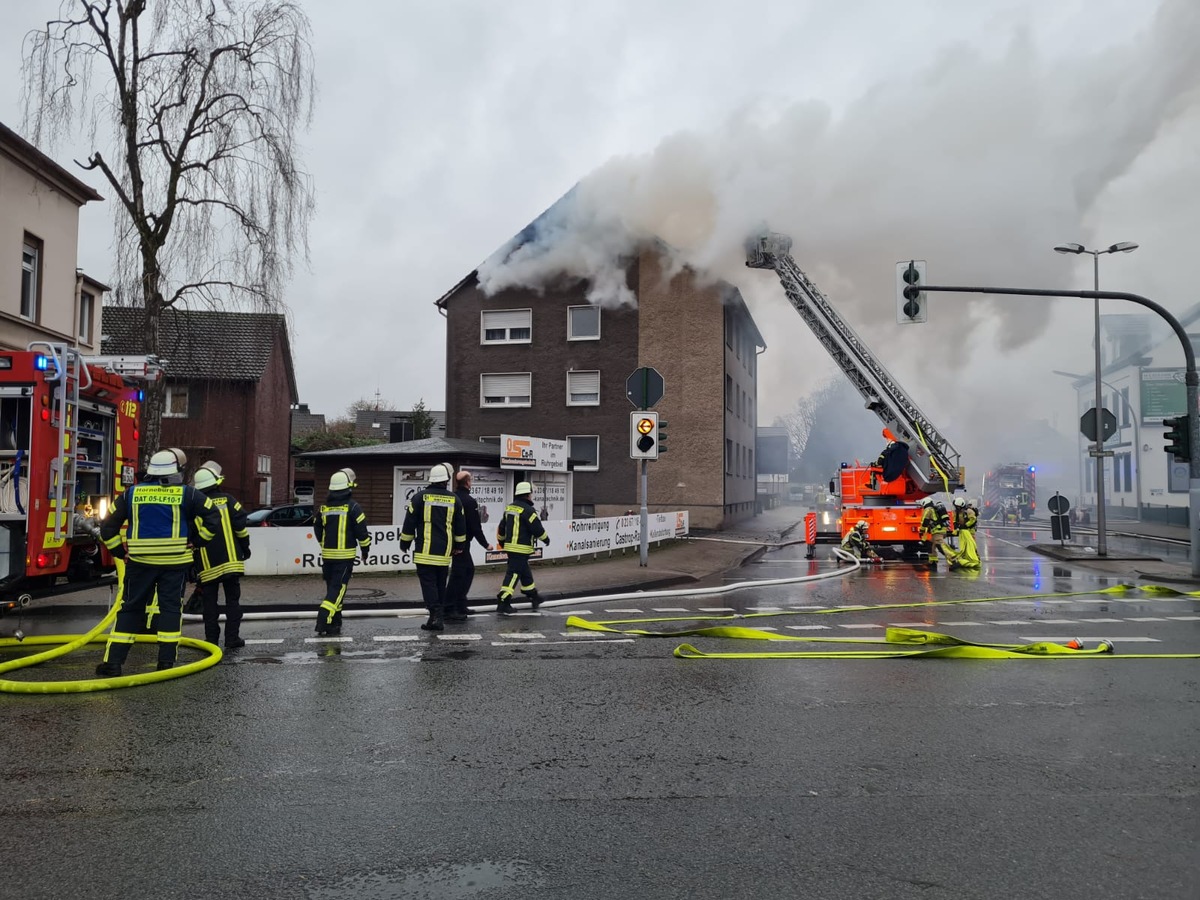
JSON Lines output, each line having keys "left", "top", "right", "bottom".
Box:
{"left": 257, "top": 455, "right": 272, "bottom": 475}
{"left": 164, "top": 383, "right": 190, "bottom": 418}
{"left": 567, "top": 434, "right": 600, "bottom": 471}
{"left": 78, "top": 290, "right": 93, "bottom": 343}
{"left": 566, "top": 370, "right": 600, "bottom": 406}
{"left": 259, "top": 475, "right": 272, "bottom": 507}
{"left": 480, "top": 372, "right": 532, "bottom": 408}
{"left": 480, "top": 309, "right": 532, "bottom": 345}
{"left": 21, "top": 238, "right": 40, "bottom": 322}
{"left": 567, "top": 305, "right": 601, "bottom": 341}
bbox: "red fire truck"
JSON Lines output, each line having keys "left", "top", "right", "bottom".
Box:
{"left": 981, "top": 464, "right": 1036, "bottom": 522}
{"left": 0, "top": 343, "right": 157, "bottom": 614}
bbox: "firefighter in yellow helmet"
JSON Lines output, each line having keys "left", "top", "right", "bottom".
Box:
{"left": 399, "top": 463, "right": 467, "bottom": 631}
{"left": 96, "top": 448, "right": 221, "bottom": 676}
{"left": 495, "top": 481, "right": 550, "bottom": 614}
{"left": 950, "top": 497, "right": 981, "bottom": 570}
{"left": 312, "top": 467, "right": 371, "bottom": 636}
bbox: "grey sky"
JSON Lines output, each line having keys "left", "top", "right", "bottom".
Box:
{"left": 2, "top": 0, "right": 1195, "bottom": 488}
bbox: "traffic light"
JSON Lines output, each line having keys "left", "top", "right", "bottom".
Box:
{"left": 657, "top": 419, "right": 668, "bottom": 454}
{"left": 1164, "top": 414, "right": 1191, "bottom": 462}
{"left": 630, "top": 411, "right": 659, "bottom": 460}
{"left": 896, "top": 259, "right": 928, "bottom": 324}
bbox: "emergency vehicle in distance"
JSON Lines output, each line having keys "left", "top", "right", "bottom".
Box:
{"left": 981, "top": 464, "right": 1036, "bottom": 522}
{"left": 747, "top": 233, "right": 965, "bottom": 559}
{"left": 0, "top": 343, "right": 157, "bottom": 615}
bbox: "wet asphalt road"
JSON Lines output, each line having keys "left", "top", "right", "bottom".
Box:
{"left": 2, "top": 527, "right": 1198, "bottom": 900}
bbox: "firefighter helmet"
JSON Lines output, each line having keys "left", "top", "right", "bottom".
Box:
{"left": 953, "top": 497, "right": 966, "bottom": 508}
{"left": 199, "top": 460, "right": 224, "bottom": 485}
{"left": 329, "top": 467, "right": 357, "bottom": 491}
{"left": 192, "top": 467, "right": 219, "bottom": 491}
{"left": 147, "top": 449, "right": 181, "bottom": 477}
{"left": 855, "top": 519, "right": 868, "bottom": 531}
{"left": 429, "top": 464, "right": 451, "bottom": 484}
{"left": 515, "top": 482, "right": 534, "bottom": 496}
{"left": 918, "top": 497, "right": 933, "bottom": 508}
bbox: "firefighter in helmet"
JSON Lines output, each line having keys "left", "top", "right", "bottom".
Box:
{"left": 495, "top": 481, "right": 550, "bottom": 614}
{"left": 399, "top": 463, "right": 467, "bottom": 632}
{"left": 950, "top": 497, "right": 981, "bottom": 570}
{"left": 917, "top": 497, "right": 952, "bottom": 568}
{"left": 96, "top": 448, "right": 221, "bottom": 676}
{"left": 841, "top": 519, "right": 880, "bottom": 562}
{"left": 313, "top": 467, "right": 371, "bottom": 636}
{"left": 191, "top": 461, "right": 251, "bottom": 648}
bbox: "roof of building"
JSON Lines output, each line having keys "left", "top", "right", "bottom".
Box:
{"left": 301, "top": 436, "right": 500, "bottom": 459}
{"left": 354, "top": 408, "right": 448, "bottom": 436}
{"left": 101, "top": 305, "right": 298, "bottom": 400}
{"left": 0, "top": 121, "right": 103, "bottom": 205}
{"left": 291, "top": 404, "right": 326, "bottom": 436}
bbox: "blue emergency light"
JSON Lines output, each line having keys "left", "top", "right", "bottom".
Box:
{"left": 1028, "top": 465, "right": 1036, "bottom": 473}
{"left": 34, "top": 355, "right": 49, "bottom": 371}
{"left": 137, "top": 390, "right": 144, "bottom": 401}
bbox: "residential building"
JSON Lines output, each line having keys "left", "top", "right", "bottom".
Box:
{"left": 757, "top": 426, "right": 792, "bottom": 500}
{"left": 1062, "top": 307, "right": 1200, "bottom": 525}
{"left": 437, "top": 229, "right": 765, "bottom": 529}
{"left": 353, "top": 407, "right": 447, "bottom": 442}
{"left": 0, "top": 122, "right": 107, "bottom": 352}
{"left": 102, "top": 306, "right": 297, "bottom": 507}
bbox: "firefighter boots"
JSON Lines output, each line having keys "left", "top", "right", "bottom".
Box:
{"left": 95, "top": 661, "right": 123, "bottom": 678}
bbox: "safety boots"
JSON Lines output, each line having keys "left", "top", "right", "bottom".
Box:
{"left": 496, "top": 595, "right": 515, "bottom": 615}
{"left": 420, "top": 610, "right": 445, "bottom": 632}
{"left": 528, "top": 591, "right": 543, "bottom": 611}
{"left": 95, "top": 661, "right": 122, "bottom": 678}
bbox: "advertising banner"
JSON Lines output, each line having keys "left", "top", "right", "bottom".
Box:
{"left": 242, "top": 510, "right": 690, "bottom": 576}
{"left": 500, "top": 434, "right": 568, "bottom": 471}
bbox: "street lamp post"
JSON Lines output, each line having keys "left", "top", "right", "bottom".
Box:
{"left": 1053, "top": 241, "right": 1139, "bottom": 555}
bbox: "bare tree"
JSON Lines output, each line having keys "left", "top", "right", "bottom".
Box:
{"left": 22, "top": 0, "right": 315, "bottom": 460}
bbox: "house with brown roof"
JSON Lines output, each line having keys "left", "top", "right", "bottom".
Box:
{"left": 437, "top": 195, "right": 766, "bottom": 529}
{"left": 101, "top": 306, "right": 297, "bottom": 506}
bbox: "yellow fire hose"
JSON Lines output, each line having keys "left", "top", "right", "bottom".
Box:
{"left": 0, "top": 559, "right": 222, "bottom": 694}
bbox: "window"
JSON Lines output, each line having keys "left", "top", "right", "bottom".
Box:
{"left": 749, "top": 448, "right": 755, "bottom": 478}
{"left": 724, "top": 307, "right": 733, "bottom": 349}
{"left": 725, "top": 374, "right": 733, "bottom": 410}
{"left": 1120, "top": 387, "right": 1131, "bottom": 427}
{"left": 480, "top": 373, "right": 531, "bottom": 407}
{"left": 164, "top": 384, "right": 189, "bottom": 418}
{"left": 78, "top": 290, "right": 94, "bottom": 343}
{"left": 568, "top": 435, "right": 599, "bottom": 471}
{"left": 568, "top": 305, "right": 601, "bottom": 340}
{"left": 21, "top": 236, "right": 41, "bottom": 322}
{"left": 726, "top": 438, "right": 733, "bottom": 475}
{"left": 257, "top": 455, "right": 272, "bottom": 475}
{"left": 573, "top": 503, "right": 596, "bottom": 518}
{"left": 259, "top": 476, "right": 272, "bottom": 507}
{"left": 566, "top": 370, "right": 600, "bottom": 406}
{"left": 480, "top": 309, "right": 532, "bottom": 344}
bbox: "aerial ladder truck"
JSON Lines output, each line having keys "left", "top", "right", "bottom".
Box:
{"left": 746, "top": 233, "right": 965, "bottom": 558}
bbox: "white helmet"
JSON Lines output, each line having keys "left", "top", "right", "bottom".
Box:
{"left": 147, "top": 449, "right": 182, "bottom": 477}
{"left": 918, "top": 497, "right": 934, "bottom": 508}
{"left": 855, "top": 519, "right": 868, "bottom": 531}
{"left": 199, "top": 460, "right": 224, "bottom": 485}
{"left": 515, "top": 481, "right": 533, "bottom": 496}
{"left": 429, "top": 464, "right": 451, "bottom": 484}
{"left": 329, "top": 467, "right": 357, "bottom": 491}
{"left": 953, "top": 497, "right": 966, "bottom": 508}
{"left": 192, "top": 468, "right": 220, "bottom": 491}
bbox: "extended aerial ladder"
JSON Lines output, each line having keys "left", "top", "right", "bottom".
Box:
{"left": 746, "top": 233, "right": 964, "bottom": 496}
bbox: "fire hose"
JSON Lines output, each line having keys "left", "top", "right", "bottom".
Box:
{"left": 0, "top": 559, "right": 223, "bottom": 694}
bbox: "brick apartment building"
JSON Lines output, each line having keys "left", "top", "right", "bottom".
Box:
{"left": 437, "top": 242, "right": 764, "bottom": 529}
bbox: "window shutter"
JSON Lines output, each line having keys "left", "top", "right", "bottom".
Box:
{"left": 567, "top": 371, "right": 600, "bottom": 394}
{"left": 482, "top": 310, "right": 531, "bottom": 330}
{"left": 483, "top": 373, "right": 531, "bottom": 395}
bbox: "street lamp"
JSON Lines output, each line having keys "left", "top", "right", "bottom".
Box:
{"left": 1053, "top": 241, "right": 1140, "bottom": 556}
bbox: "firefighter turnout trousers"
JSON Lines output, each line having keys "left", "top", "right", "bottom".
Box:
{"left": 417, "top": 565, "right": 451, "bottom": 616}
{"left": 201, "top": 575, "right": 243, "bottom": 645}
{"left": 102, "top": 563, "right": 189, "bottom": 669}
{"left": 446, "top": 551, "right": 476, "bottom": 616}
{"left": 498, "top": 552, "right": 536, "bottom": 601}
{"left": 316, "top": 559, "right": 355, "bottom": 634}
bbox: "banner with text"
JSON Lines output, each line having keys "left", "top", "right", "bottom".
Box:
{"left": 500, "top": 434, "right": 568, "bottom": 471}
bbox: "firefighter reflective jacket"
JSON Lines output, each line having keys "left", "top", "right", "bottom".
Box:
{"left": 841, "top": 529, "right": 876, "bottom": 558}
{"left": 101, "top": 480, "right": 219, "bottom": 567}
{"left": 400, "top": 484, "right": 466, "bottom": 566}
{"left": 193, "top": 490, "right": 250, "bottom": 582}
{"left": 918, "top": 506, "right": 949, "bottom": 539}
{"left": 314, "top": 489, "right": 371, "bottom": 561}
{"left": 955, "top": 508, "right": 978, "bottom": 533}
{"left": 496, "top": 497, "right": 548, "bottom": 555}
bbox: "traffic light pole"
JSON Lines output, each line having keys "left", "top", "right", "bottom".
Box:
{"left": 918, "top": 283, "right": 1200, "bottom": 578}
{"left": 639, "top": 459, "right": 649, "bottom": 567}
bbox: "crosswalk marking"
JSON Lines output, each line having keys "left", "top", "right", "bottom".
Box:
{"left": 373, "top": 635, "right": 418, "bottom": 642}
{"left": 497, "top": 632, "right": 545, "bottom": 640}
{"left": 1079, "top": 618, "right": 1123, "bottom": 623}
{"left": 492, "top": 638, "right": 635, "bottom": 647}
{"left": 243, "top": 639, "right": 285, "bottom": 645}
{"left": 652, "top": 607, "right": 690, "bottom": 612}
{"left": 1126, "top": 617, "right": 1168, "bottom": 622}
{"left": 989, "top": 620, "right": 1028, "bottom": 626}
{"left": 436, "top": 634, "right": 481, "bottom": 641}
{"left": 786, "top": 624, "right": 832, "bottom": 631}
{"left": 304, "top": 636, "right": 353, "bottom": 643}
{"left": 1021, "top": 636, "right": 1161, "bottom": 643}
{"left": 750, "top": 606, "right": 784, "bottom": 612}
{"left": 554, "top": 610, "right": 590, "bottom": 616}
{"left": 604, "top": 608, "right": 642, "bottom": 613}
{"left": 936, "top": 621, "right": 985, "bottom": 626}
{"left": 1037, "top": 619, "right": 1079, "bottom": 624}
{"left": 839, "top": 623, "right": 884, "bottom": 629}
{"left": 700, "top": 607, "right": 735, "bottom": 612}
{"left": 1166, "top": 616, "right": 1200, "bottom": 621}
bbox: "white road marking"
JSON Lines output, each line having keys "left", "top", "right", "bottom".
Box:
{"left": 491, "top": 639, "right": 636, "bottom": 646}
{"left": 1166, "top": 616, "right": 1200, "bottom": 621}
{"left": 243, "top": 639, "right": 285, "bottom": 645}
{"left": 839, "top": 624, "right": 884, "bottom": 629}
{"left": 373, "top": 635, "right": 419, "bottom": 642}
{"left": 604, "top": 608, "right": 642, "bottom": 613}
{"left": 789, "top": 605, "right": 826, "bottom": 610}
{"left": 304, "top": 636, "right": 352, "bottom": 643}
{"left": 497, "top": 632, "right": 546, "bottom": 640}
{"left": 436, "top": 634, "right": 482, "bottom": 641}
{"left": 700, "top": 607, "right": 735, "bottom": 612}
{"left": 786, "top": 624, "right": 832, "bottom": 631}
{"left": 554, "top": 610, "right": 591, "bottom": 616}
{"left": 1126, "top": 617, "right": 1168, "bottom": 622}
{"left": 989, "top": 620, "right": 1029, "bottom": 626}
{"left": 750, "top": 606, "right": 784, "bottom": 612}
{"left": 1079, "top": 618, "right": 1124, "bottom": 623}
{"left": 936, "top": 621, "right": 985, "bottom": 626}
{"left": 652, "top": 607, "right": 690, "bottom": 612}
{"left": 752, "top": 626, "right": 779, "bottom": 631}
{"left": 1036, "top": 619, "right": 1079, "bottom": 624}
{"left": 1021, "top": 636, "right": 1161, "bottom": 643}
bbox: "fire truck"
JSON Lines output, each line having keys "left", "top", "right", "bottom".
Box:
{"left": 747, "top": 234, "right": 965, "bottom": 559}
{"left": 981, "top": 464, "right": 1036, "bottom": 522}
{"left": 0, "top": 343, "right": 158, "bottom": 615}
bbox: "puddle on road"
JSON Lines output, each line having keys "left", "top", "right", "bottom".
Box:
{"left": 306, "top": 861, "right": 540, "bottom": 899}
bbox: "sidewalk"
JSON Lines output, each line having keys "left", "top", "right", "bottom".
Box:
{"left": 1026, "top": 516, "right": 1198, "bottom": 584}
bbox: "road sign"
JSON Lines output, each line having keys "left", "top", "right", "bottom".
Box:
{"left": 626, "top": 366, "right": 665, "bottom": 409}
{"left": 1079, "top": 407, "right": 1117, "bottom": 443}
{"left": 1047, "top": 494, "right": 1070, "bottom": 515}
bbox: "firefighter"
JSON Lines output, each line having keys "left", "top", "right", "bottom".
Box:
{"left": 917, "top": 497, "right": 952, "bottom": 568}
{"left": 96, "top": 448, "right": 221, "bottom": 676}
{"left": 445, "top": 470, "right": 492, "bottom": 622}
{"left": 313, "top": 467, "right": 371, "bottom": 637}
{"left": 841, "top": 519, "right": 880, "bottom": 562}
{"left": 495, "top": 481, "right": 550, "bottom": 614}
{"left": 950, "top": 497, "right": 981, "bottom": 570}
{"left": 191, "top": 461, "right": 251, "bottom": 649}
{"left": 399, "top": 464, "right": 467, "bottom": 632}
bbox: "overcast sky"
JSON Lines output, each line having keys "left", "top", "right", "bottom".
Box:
{"left": 3, "top": 0, "right": 1198, "bottom": 491}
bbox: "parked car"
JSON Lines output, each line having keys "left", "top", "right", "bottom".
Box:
{"left": 247, "top": 504, "right": 315, "bottom": 527}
